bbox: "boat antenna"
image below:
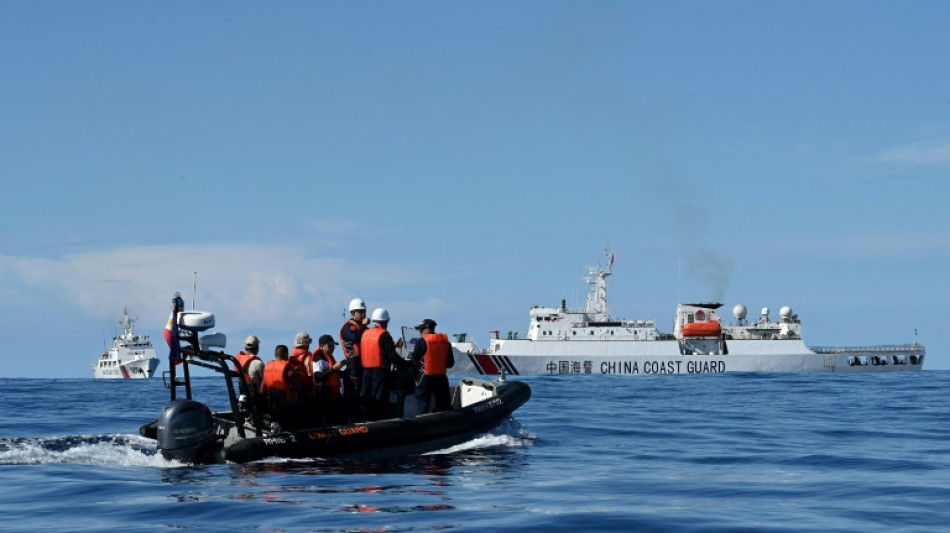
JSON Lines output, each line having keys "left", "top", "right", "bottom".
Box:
{"left": 192, "top": 271, "right": 197, "bottom": 310}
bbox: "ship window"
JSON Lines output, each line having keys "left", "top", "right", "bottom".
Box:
{"left": 572, "top": 331, "right": 576, "bottom": 336}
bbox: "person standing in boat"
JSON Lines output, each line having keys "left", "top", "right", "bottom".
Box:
{"left": 261, "top": 344, "right": 310, "bottom": 429}
{"left": 339, "top": 298, "right": 370, "bottom": 398}
{"left": 289, "top": 331, "right": 315, "bottom": 400}
{"left": 410, "top": 318, "right": 455, "bottom": 414}
{"left": 311, "top": 334, "right": 346, "bottom": 421}
{"left": 234, "top": 335, "right": 265, "bottom": 410}
{"left": 359, "top": 308, "right": 407, "bottom": 420}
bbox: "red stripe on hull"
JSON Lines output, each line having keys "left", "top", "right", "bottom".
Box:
{"left": 473, "top": 354, "right": 500, "bottom": 375}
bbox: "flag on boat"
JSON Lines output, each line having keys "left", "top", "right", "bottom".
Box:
{"left": 164, "top": 312, "right": 182, "bottom": 365}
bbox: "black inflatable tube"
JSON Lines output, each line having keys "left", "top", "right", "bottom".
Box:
{"left": 225, "top": 380, "right": 531, "bottom": 463}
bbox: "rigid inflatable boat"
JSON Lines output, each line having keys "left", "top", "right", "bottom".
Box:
{"left": 139, "top": 294, "right": 531, "bottom": 464}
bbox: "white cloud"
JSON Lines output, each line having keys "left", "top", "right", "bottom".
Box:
{"left": 755, "top": 231, "right": 950, "bottom": 258}
{"left": 0, "top": 244, "right": 434, "bottom": 331}
{"left": 876, "top": 140, "right": 950, "bottom": 166}
{"left": 840, "top": 232, "right": 950, "bottom": 257}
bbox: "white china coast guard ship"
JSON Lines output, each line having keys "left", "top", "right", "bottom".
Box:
{"left": 93, "top": 309, "right": 160, "bottom": 379}
{"left": 450, "top": 253, "right": 925, "bottom": 376}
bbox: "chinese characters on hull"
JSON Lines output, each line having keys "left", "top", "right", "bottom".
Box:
{"left": 546, "top": 359, "right": 726, "bottom": 375}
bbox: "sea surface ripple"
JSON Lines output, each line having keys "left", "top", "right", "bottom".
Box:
{"left": 1, "top": 372, "right": 948, "bottom": 532}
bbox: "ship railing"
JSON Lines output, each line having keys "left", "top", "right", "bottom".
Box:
{"left": 809, "top": 344, "right": 925, "bottom": 355}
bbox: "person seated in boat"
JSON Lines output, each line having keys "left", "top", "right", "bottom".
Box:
{"left": 359, "top": 308, "right": 408, "bottom": 420}
{"left": 261, "top": 344, "right": 313, "bottom": 430}
{"left": 410, "top": 318, "right": 455, "bottom": 414}
{"left": 310, "top": 334, "right": 348, "bottom": 423}
{"left": 235, "top": 335, "right": 266, "bottom": 413}
{"left": 339, "top": 298, "right": 370, "bottom": 398}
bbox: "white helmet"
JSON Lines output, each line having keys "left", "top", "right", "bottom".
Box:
{"left": 348, "top": 298, "right": 367, "bottom": 312}
{"left": 371, "top": 308, "right": 390, "bottom": 322}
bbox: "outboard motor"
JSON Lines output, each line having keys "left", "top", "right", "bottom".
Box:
{"left": 156, "top": 399, "right": 218, "bottom": 463}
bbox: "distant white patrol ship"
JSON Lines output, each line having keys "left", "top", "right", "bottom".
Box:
{"left": 93, "top": 308, "right": 160, "bottom": 379}
{"left": 450, "top": 252, "right": 925, "bottom": 376}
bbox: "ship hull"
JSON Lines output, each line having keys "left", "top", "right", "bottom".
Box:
{"left": 93, "top": 356, "right": 160, "bottom": 379}
{"left": 451, "top": 340, "right": 925, "bottom": 376}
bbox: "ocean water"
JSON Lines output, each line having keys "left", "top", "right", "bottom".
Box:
{"left": 1, "top": 371, "right": 948, "bottom": 532}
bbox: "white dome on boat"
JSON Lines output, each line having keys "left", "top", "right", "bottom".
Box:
{"left": 179, "top": 310, "right": 215, "bottom": 332}
{"left": 733, "top": 304, "right": 747, "bottom": 320}
{"left": 199, "top": 332, "right": 227, "bottom": 350}
{"left": 780, "top": 306, "right": 792, "bottom": 319}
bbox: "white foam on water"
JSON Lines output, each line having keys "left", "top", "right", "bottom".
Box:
{"left": 0, "top": 434, "right": 182, "bottom": 468}
{"left": 426, "top": 420, "right": 537, "bottom": 455}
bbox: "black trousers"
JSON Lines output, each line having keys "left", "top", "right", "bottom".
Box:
{"left": 414, "top": 374, "right": 451, "bottom": 413}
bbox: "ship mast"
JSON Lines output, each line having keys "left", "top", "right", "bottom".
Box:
{"left": 119, "top": 307, "right": 137, "bottom": 341}
{"left": 584, "top": 249, "right": 613, "bottom": 320}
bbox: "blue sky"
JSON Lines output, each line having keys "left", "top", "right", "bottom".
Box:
{"left": 2, "top": 2, "right": 948, "bottom": 378}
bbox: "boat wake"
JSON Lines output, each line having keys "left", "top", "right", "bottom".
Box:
{"left": 0, "top": 434, "right": 179, "bottom": 467}
{"left": 429, "top": 417, "right": 536, "bottom": 455}
{"left": 0, "top": 419, "right": 534, "bottom": 468}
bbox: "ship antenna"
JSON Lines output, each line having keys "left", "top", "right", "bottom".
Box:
{"left": 676, "top": 260, "right": 682, "bottom": 304}
{"left": 192, "top": 271, "right": 197, "bottom": 310}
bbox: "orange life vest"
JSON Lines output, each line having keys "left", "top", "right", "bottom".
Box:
{"left": 423, "top": 333, "right": 451, "bottom": 375}
{"left": 263, "top": 360, "right": 294, "bottom": 403}
{"left": 234, "top": 352, "right": 261, "bottom": 384}
{"left": 313, "top": 348, "right": 341, "bottom": 399}
{"left": 290, "top": 346, "right": 314, "bottom": 388}
{"left": 234, "top": 351, "right": 262, "bottom": 384}
{"left": 339, "top": 319, "right": 363, "bottom": 359}
{"left": 360, "top": 326, "right": 386, "bottom": 368}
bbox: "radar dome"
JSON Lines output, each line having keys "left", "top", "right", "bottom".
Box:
{"left": 780, "top": 306, "right": 792, "bottom": 318}
{"left": 761, "top": 307, "right": 770, "bottom": 317}
{"left": 733, "top": 304, "right": 747, "bottom": 320}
